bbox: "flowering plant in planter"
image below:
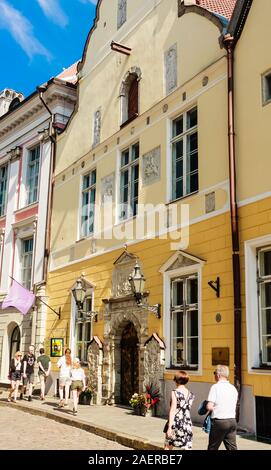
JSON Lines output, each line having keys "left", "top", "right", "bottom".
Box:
{"left": 144, "top": 384, "right": 160, "bottom": 410}
{"left": 129, "top": 392, "right": 146, "bottom": 409}
{"left": 79, "top": 382, "right": 95, "bottom": 405}
{"left": 129, "top": 384, "right": 160, "bottom": 415}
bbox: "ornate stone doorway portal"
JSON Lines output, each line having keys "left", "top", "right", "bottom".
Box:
{"left": 120, "top": 322, "right": 139, "bottom": 405}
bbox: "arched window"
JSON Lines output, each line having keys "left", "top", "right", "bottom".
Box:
{"left": 127, "top": 74, "right": 138, "bottom": 121}
{"left": 10, "top": 325, "right": 20, "bottom": 363}
{"left": 120, "top": 68, "right": 141, "bottom": 127}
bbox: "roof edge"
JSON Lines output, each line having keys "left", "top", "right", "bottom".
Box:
{"left": 77, "top": 0, "right": 102, "bottom": 74}
{"left": 178, "top": 1, "right": 225, "bottom": 34}
{"left": 227, "top": 0, "right": 253, "bottom": 44}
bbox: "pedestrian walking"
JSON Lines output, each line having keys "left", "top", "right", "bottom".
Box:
{"left": 57, "top": 348, "right": 72, "bottom": 407}
{"left": 7, "top": 351, "right": 23, "bottom": 402}
{"left": 37, "top": 348, "right": 51, "bottom": 400}
{"left": 21, "top": 345, "right": 36, "bottom": 401}
{"left": 207, "top": 364, "right": 238, "bottom": 450}
{"left": 164, "top": 371, "right": 195, "bottom": 450}
{"left": 70, "top": 358, "right": 86, "bottom": 416}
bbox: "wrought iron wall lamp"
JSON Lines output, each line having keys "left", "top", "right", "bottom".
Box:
{"left": 128, "top": 261, "right": 161, "bottom": 319}
{"left": 72, "top": 278, "right": 98, "bottom": 322}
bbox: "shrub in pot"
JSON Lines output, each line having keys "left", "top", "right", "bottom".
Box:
{"left": 79, "top": 389, "right": 92, "bottom": 405}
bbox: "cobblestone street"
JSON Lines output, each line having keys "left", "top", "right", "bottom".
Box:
{"left": 0, "top": 407, "right": 130, "bottom": 450}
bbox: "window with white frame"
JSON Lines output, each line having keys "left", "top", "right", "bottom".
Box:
{"left": 0, "top": 165, "right": 8, "bottom": 216}
{"left": 262, "top": 70, "right": 271, "bottom": 105}
{"left": 171, "top": 273, "right": 199, "bottom": 368}
{"left": 81, "top": 169, "right": 96, "bottom": 237}
{"left": 26, "top": 145, "right": 40, "bottom": 205}
{"left": 21, "top": 238, "right": 33, "bottom": 289}
{"left": 171, "top": 107, "right": 198, "bottom": 200}
{"left": 76, "top": 295, "right": 93, "bottom": 363}
{"left": 257, "top": 247, "right": 271, "bottom": 364}
{"left": 120, "top": 142, "right": 139, "bottom": 220}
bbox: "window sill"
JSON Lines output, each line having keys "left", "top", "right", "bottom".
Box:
{"left": 76, "top": 233, "right": 94, "bottom": 244}
{"left": 251, "top": 366, "right": 271, "bottom": 371}
{"left": 120, "top": 113, "right": 138, "bottom": 129}
{"left": 115, "top": 214, "right": 137, "bottom": 226}
{"left": 15, "top": 202, "right": 39, "bottom": 214}
{"left": 166, "top": 191, "right": 199, "bottom": 205}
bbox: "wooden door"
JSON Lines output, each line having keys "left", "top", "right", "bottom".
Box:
{"left": 120, "top": 322, "right": 139, "bottom": 405}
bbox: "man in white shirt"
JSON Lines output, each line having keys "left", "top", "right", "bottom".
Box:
{"left": 207, "top": 364, "right": 238, "bottom": 450}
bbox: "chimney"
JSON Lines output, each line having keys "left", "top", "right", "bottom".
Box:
{"left": 0, "top": 89, "right": 24, "bottom": 117}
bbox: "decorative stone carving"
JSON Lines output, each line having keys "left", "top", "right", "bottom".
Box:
{"left": 165, "top": 44, "right": 177, "bottom": 95}
{"left": 166, "top": 253, "right": 197, "bottom": 271}
{"left": 142, "top": 146, "right": 161, "bottom": 186}
{"left": 107, "top": 253, "right": 144, "bottom": 304}
{"left": 102, "top": 303, "right": 149, "bottom": 405}
{"left": 8, "top": 146, "right": 21, "bottom": 161}
{"left": 205, "top": 191, "right": 215, "bottom": 213}
{"left": 112, "top": 251, "right": 138, "bottom": 298}
{"left": 93, "top": 108, "right": 101, "bottom": 147}
{"left": 144, "top": 334, "right": 165, "bottom": 416}
{"left": 88, "top": 336, "right": 103, "bottom": 405}
{"left": 101, "top": 173, "right": 115, "bottom": 204}
{"left": 117, "top": 0, "right": 127, "bottom": 30}
{"left": 144, "top": 334, "right": 165, "bottom": 391}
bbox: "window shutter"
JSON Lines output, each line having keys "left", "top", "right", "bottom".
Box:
{"left": 128, "top": 76, "right": 138, "bottom": 120}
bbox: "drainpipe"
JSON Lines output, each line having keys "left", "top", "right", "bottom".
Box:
{"left": 37, "top": 85, "right": 56, "bottom": 282}
{"left": 223, "top": 35, "right": 242, "bottom": 406}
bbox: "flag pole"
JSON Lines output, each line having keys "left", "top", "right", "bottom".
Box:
{"left": 9, "top": 276, "right": 61, "bottom": 319}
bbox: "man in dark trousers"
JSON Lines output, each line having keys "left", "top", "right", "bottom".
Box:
{"left": 207, "top": 365, "right": 238, "bottom": 450}
{"left": 37, "top": 348, "right": 51, "bottom": 400}
{"left": 21, "top": 345, "right": 36, "bottom": 401}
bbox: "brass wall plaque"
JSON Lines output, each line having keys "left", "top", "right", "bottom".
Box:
{"left": 212, "top": 347, "right": 230, "bottom": 366}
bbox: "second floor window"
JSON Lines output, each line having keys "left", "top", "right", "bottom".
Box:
{"left": 0, "top": 165, "right": 8, "bottom": 216}
{"left": 258, "top": 247, "right": 271, "bottom": 365}
{"left": 120, "top": 142, "right": 139, "bottom": 220}
{"left": 171, "top": 107, "right": 198, "bottom": 201}
{"left": 21, "top": 238, "right": 33, "bottom": 290}
{"left": 171, "top": 273, "right": 199, "bottom": 368}
{"left": 81, "top": 169, "right": 96, "bottom": 237}
{"left": 26, "top": 145, "right": 40, "bottom": 205}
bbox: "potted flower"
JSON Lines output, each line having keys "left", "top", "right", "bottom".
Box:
{"left": 79, "top": 383, "right": 95, "bottom": 405}
{"left": 129, "top": 384, "right": 160, "bottom": 416}
{"left": 129, "top": 393, "right": 146, "bottom": 415}
{"left": 144, "top": 384, "right": 160, "bottom": 417}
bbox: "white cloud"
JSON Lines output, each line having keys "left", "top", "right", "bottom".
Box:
{"left": 37, "top": 0, "right": 68, "bottom": 28}
{"left": 0, "top": 0, "right": 51, "bottom": 60}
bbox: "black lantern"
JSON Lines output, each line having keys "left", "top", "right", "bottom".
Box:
{"left": 72, "top": 278, "right": 86, "bottom": 308}
{"left": 129, "top": 261, "right": 145, "bottom": 303}
{"left": 72, "top": 278, "right": 97, "bottom": 321}
{"left": 129, "top": 262, "right": 161, "bottom": 319}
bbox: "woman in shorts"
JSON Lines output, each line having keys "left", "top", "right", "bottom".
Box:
{"left": 70, "top": 358, "right": 86, "bottom": 416}
{"left": 57, "top": 348, "right": 72, "bottom": 407}
{"left": 8, "top": 351, "right": 23, "bottom": 402}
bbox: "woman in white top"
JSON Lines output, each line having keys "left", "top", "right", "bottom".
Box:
{"left": 57, "top": 348, "right": 72, "bottom": 407}
{"left": 8, "top": 351, "right": 23, "bottom": 402}
{"left": 70, "top": 358, "right": 86, "bottom": 415}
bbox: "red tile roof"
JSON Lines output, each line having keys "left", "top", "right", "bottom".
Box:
{"left": 197, "top": 0, "right": 236, "bottom": 20}
{"left": 57, "top": 61, "right": 79, "bottom": 84}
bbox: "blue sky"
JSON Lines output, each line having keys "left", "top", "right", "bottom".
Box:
{"left": 0, "top": 0, "right": 98, "bottom": 97}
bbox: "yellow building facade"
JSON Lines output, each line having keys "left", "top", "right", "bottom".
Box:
{"left": 230, "top": 0, "right": 271, "bottom": 439}
{"left": 45, "top": 0, "right": 270, "bottom": 436}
